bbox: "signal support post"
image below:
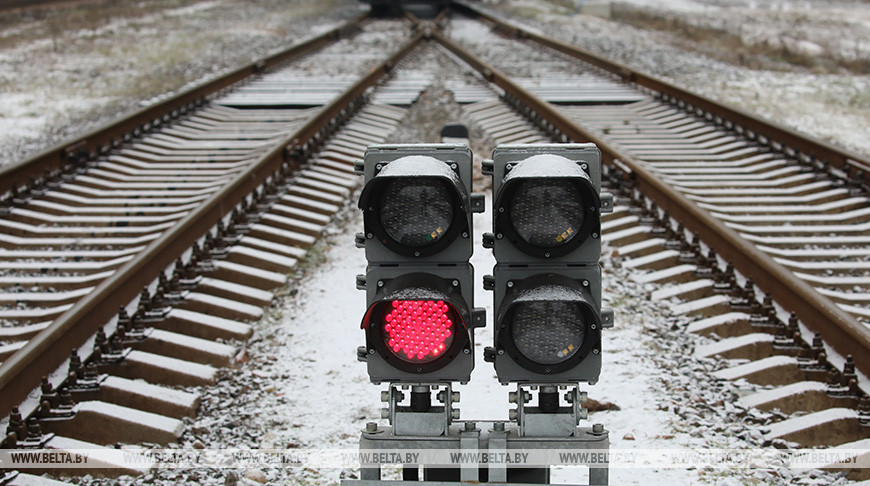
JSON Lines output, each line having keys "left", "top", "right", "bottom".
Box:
{"left": 347, "top": 143, "right": 612, "bottom": 485}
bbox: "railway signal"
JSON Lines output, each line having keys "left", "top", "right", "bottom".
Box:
{"left": 356, "top": 144, "right": 484, "bottom": 384}
{"left": 483, "top": 144, "right": 614, "bottom": 384}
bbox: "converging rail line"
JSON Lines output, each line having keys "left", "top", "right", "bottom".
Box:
{"left": 0, "top": 2, "right": 868, "bottom": 484}
{"left": 0, "top": 14, "right": 427, "bottom": 479}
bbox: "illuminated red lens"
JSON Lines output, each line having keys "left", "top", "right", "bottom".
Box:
{"left": 382, "top": 300, "right": 456, "bottom": 363}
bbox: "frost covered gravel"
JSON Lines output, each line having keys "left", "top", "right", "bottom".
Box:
{"left": 89, "top": 47, "right": 851, "bottom": 484}
{"left": 0, "top": 0, "right": 366, "bottom": 167}
{"left": 3, "top": 1, "right": 868, "bottom": 485}
{"left": 478, "top": 0, "right": 870, "bottom": 158}
{"left": 101, "top": 197, "right": 847, "bottom": 485}
{"left": 2, "top": 0, "right": 866, "bottom": 167}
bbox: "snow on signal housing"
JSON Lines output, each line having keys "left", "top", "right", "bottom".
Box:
{"left": 358, "top": 154, "right": 470, "bottom": 259}
{"left": 495, "top": 154, "right": 601, "bottom": 259}
{"left": 496, "top": 273, "right": 601, "bottom": 376}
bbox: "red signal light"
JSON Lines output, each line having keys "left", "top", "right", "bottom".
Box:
{"left": 358, "top": 271, "right": 476, "bottom": 380}
{"left": 382, "top": 300, "right": 456, "bottom": 363}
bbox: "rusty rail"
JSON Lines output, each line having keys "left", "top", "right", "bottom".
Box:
{"left": 432, "top": 29, "right": 870, "bottom": 379}
{"left": 0, "top": 30, "right": 425, "bottom": 421}
{"left": 451, "top": 1, "right": 870, "bottom": 178}
{"left": 0, "top": 13, "right": 368, "bottom": 197}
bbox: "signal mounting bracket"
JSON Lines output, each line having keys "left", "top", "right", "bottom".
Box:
{"left": 348, "top": 414, "right": 610, "bottom": 485}
{"left": 386, "top": 383, "right": 458, "bottom": 437}
{"left": 513, "top": 384, "right": 588, "bottom": 438}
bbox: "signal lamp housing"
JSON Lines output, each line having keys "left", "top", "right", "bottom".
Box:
{"left": 356, "top": 144, "right": 484, "bottom": 386}
{"left": 359, "top": 270, "right": 480, "bottom": 384}
{"left": 496, "top": 155, "right": 600, "bottom": 259}
{"left": 490, "top": 268, "right": 606, "bottom": 384}
{"left": 357, "top": 145, "right": 481, "bottom": 263}
{"left": 487, "top": 144, "right": 611, "bottom": 265}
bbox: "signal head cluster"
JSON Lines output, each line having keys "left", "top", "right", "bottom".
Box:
{"left": 357, "top": 143, "right": 612, "bottom": 387}
{"left": 484, "top": 144, "right": 613, "bottom": 385}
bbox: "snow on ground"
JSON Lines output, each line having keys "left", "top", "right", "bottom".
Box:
{"left": 94, "top": 62, "right": 852, "bottom": 483}
{"left": 2, "top": 1, "right": 867, "bottom": 485}
{"left": 1, "top": 0, "right": 868, "bottom": 168}
{"left": 482, "top": 0, "right": 870, "bottom": 158}
{"left": 115, "top": 192, "right": 846, "bottom": 485}
{"left": 610, "top": 0, "right": 870, "bottom": 65}
{"left": 0, "top": 0, "right": 365, "bottom": 167}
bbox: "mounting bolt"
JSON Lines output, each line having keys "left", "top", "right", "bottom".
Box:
{"left": 508, "top": 391, "right": 518, "bottom": 403}
{"left": 482, "top": 232, "right": 495, "bottom": 249}
{"left": 452, "top": 392, "right": 461, "bottom": 403}
{"left": 493, "top": 422, "right": 505, "bottom": 431}
{"left": 592, "top": 423, "right": 604, "bottom": 435}
{"left": 366, "top": 422, "right": 378, "bottom": 433}
{"left": 26, "top": 417, "right": 42, "bottom": 439}
{"left": 464, "top": 422, "right": 476, "bottom": 432}
{"left": 380, "top": 409, "right": 390, "bottom": 419}
{"left": 452, "top": 409, "right": 461, "bottom": 420}
{"left": 509, "top": 409, "right": 518, "bottom": 421}
{"left": 380, "top": 391, "right": 389, "bottom": 402}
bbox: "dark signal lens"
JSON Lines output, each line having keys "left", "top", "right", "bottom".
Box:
{"left": 508, "top": 179, "right": 585, "bottom": 249}
{"left": 382, "top": 300, "right": 457, "bottom": 363}
{"left": 510, "top": 301, "right": 586, "bottom": 365}
{"left": 378, "top": 178, "right": 455, "bottom": 248}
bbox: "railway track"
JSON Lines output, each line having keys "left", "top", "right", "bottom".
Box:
{"left": 0, "top": 14, "right": 426, "bottom": 483}
{"left": 440, "top": 3, "right": 870, "bottom": 478}
{"left": 1, "top": 3, "right": 869, "bottom": 484}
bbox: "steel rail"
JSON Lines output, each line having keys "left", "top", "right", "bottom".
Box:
{"left": 432, "top": 30, "right": 870, "bottom": 379}
{"left": 450, "top": 1, "right": 870, "bottom": 178}
{"left": 0, "top": 13, "right": 368, "bottom": 197}
{"left": 0, "top": 30, "right": 426, "bottom": 420}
